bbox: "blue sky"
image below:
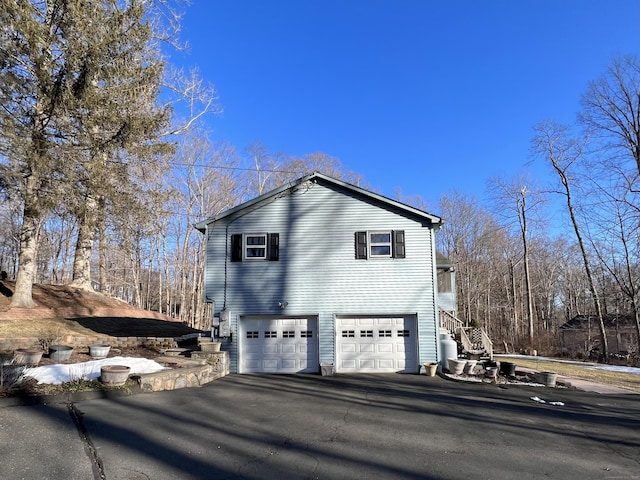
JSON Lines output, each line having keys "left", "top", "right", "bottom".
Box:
{"left": 174, "top": 0, "right": 640, "bottom": 209}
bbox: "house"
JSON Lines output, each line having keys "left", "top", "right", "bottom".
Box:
{"left": 559, "top": 314, "right": 639, "bottom": 358}
{"left": 195, "top": 172, "right": 444, "bottom": 374}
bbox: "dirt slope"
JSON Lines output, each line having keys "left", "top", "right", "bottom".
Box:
{"left": 0, "top": 281, "right": 204, "bottom": 338}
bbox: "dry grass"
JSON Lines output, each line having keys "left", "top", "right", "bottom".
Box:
{"left": 501, "top": 356, "right": 640, "bottom": 393}
{"left": 0, "top": 317, "right": 100, "bottom": 339}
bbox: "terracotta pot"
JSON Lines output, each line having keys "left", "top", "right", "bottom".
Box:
{"left": 423, "top": 362, "right": 438, "bottom": 377}
{"left": 100, "top": 365, "right": 131, "bottom": 386}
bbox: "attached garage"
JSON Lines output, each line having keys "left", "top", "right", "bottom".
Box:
{"left": 238, "top": 316, "right": 319, "bottom": 373}
{"left": 336, "top": 316, "right": 418, "bottom": 373}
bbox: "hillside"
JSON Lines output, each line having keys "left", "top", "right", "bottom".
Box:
{"left": 0, "top": 281, "right": 204, "bottom": 338}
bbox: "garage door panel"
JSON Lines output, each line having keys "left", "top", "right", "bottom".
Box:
{"left": 240, "top": 317, "right": 318, "bottom": 374}
{"left": 378, "top": 359, "right": 394, "bottom": 369}
{"left": 281, "top": 359, "right": 296, "bottom": 369}
{"left": 245, "top": 360, "right": 260, "bottom": 370}
{"left": 359, "top": 359, "right": 375, "bottom": 369}
{"left": 263, "top": 344, "right": 278, "bottom": 354}
{"left": 360, "top": 344, "right": 375, "bottom": 353}
{"left": 245, "top": 344, "right": 263, "bottom": 354}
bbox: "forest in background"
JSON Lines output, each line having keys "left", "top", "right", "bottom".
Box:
{"left": 1, "top": 1, "right": 639, "bottom": 360}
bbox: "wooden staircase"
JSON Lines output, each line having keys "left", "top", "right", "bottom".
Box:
{"left": 440, "top": 310, "right": 494, "bottom": 360}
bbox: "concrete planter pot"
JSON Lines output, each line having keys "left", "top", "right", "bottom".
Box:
{"left": 485, "top": 366, "right": 498, "bottom": 378}
{"left": 200, "top": 342, "right": 221, "bottom": 353}
{"left": 320, "top": 363, "right": 335, "bottom": 376}
{"left": 100, "top": 365, "right": 131, "bottom": 386}
{"left": 499, "top": 361, "right": 517, "bottom": 377}
{"left": 463, "top": 360, "right": 477, "bottom": 375}
{"left": 537, "top": 371, "right": 558, "bottom": 387}
{"left": 49, "top": 345, "right": 73, "bottom": 361}
{"left": 448, "top": 358, "right": 466, "bottom": 375}
{"left": 13, "top": 348, "right": 43, "bottom": 366}
{"left": 89, "top": 344, "right": 111, "bottom": 359}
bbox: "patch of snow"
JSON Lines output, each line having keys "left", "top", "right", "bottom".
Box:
{"left": 22, "top": 357, "right": 167, "bottom": 385}
{"left": 530, "top": 396, "right": 564, "bottom": 406}
{"left": 585, "top": 364, "right": 640, "bottom": 375}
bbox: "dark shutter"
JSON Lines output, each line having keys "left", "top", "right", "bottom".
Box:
{"left": 393, "top": 230, "right": 405, "bottom": 258}
{"left": 231, "top": 234, "right": 242, "bottom": 262}
{"left": 269, "top": 233, "right": 279, "bottom": 261}
{"left": 355, "top": 231, "right": 367, "bottom": 259}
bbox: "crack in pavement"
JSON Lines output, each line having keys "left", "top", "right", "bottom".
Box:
{"left": 67, "top": 402, "right": 106, "bottom": 480}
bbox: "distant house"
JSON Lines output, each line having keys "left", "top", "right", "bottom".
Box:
{"left": 559, "top": 314, "right": 639, "bottom": 356}
{"left": 195, "top": 172, "right": 444, "bottom": 374}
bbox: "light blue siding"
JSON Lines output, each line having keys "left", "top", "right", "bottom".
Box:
{"left": 202, "top": 179, "right": 440, "bottom": 373}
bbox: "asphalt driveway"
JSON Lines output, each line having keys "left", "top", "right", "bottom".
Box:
{"left": 2, "top": 374, "right": 639, "bottom": 479}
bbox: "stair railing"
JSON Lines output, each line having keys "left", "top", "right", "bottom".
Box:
{"left": 439, "top": 309, "right": 463, "bottom": 334}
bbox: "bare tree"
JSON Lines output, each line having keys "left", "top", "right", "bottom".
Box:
{"left": 580, "top": 55, "right": 640, "bottom": 177}
{"left": 532, "top": 120, "right": 609, "bottom": 357}
{"left": 489, "top": 175, "right": 544, "bottom": 346}
{"left": 437, "top": 191, "right": 502, "bottom": 325}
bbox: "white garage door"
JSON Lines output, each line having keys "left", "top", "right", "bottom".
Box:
{"left": 239, "top": 317, "right": 319, "bottom": 373}
{"left": 336, "top": 316, "right": 418, "bottom": 373}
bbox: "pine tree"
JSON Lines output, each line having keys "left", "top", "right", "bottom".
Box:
{"left": 0, "top": 0, "right": 171, "bottom": 305}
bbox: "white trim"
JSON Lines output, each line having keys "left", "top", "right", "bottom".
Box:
{"left": 368, "top": 230, "right": 392, "bottom": 258}
{"left": 243, "top": 233, "right": 267, "bottom": 260}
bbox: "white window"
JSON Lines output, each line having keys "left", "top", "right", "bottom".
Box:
{"left": 244, "top": 233, "right": 267, "bottom": 260}
{"left": 369, "top": 231, "right": 392, "bottom": 258}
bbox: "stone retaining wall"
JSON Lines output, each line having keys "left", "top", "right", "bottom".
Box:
{"left": 0, "top": 306, "right": 176, "bottom": 321}
{"left": 0, "top": 334, "right": 177, "bottom": 352}
{"left": 136, "top": 352, "right": 229, "bottom": 392}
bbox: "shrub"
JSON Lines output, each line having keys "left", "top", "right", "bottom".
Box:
{"left": 0, "top": 357, "right": 25, "bottom": 396}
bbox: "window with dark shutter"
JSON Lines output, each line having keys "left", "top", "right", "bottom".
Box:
{"left": 355, "top": 231, "right": 368, "bottom": 259}
{"left": 393, "top": 230, "right": 405, "bottom": 258}
{"left": 231, "top": 233, "right": 280, "bottom": 261}
{"left": 355, "top": 230, "right": 406, "bottom": 259}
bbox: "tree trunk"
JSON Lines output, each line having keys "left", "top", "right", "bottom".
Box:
{"left": 71, "top": 195, "right": 98, "bottom": 291}
{"left": 10, "top": 174, "right": 42, "bottom": 308}
{"left": 99, "top": 216, "right": 107, "bottom": 292}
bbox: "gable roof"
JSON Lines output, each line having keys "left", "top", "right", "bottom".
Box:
{"left": 195, "top": 171, "right": 442, "bottom": 233}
